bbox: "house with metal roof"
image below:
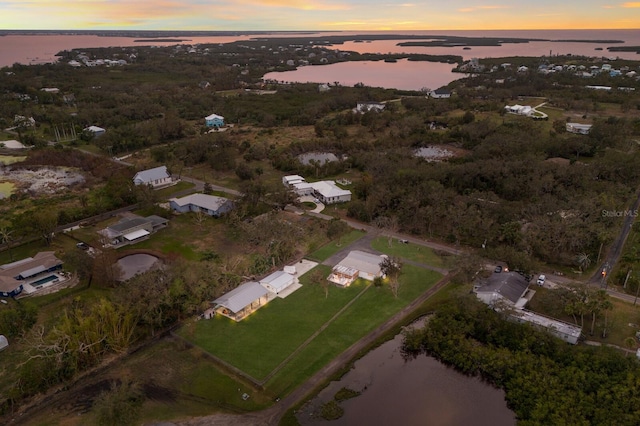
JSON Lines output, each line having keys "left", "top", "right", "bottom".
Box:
{"left": 428, "top": 87, "right": 452, "bottom": 99}
{"left": 260, "top": 270, "right": 297, "bottom": 295}
{"left": 169, "top": 193, "right": 233, "bottom": 217}
{"left": 309, "top": 180, "right": 351, "bottom": 204}
{"left": 212, "top": 281, "right": 270, "bottom": 321}
{"left": 328, "top": 250, "right": 386, "bottom": 286}
{"left": 100, "top": 215, "right": 168, "bottom": 247}
{"left": 205, "top": 113, "right": 225, "bottom": 128}
{"left": 566, "top": 123, "right": 592, "bottom": 135}
{"left": 0, "top": 252, "right": 63, "bottom": 297}
{"left": 83, "top": 125, "right": 106, "bottom": 138}
{"left": 133, "top": 166, "right": 172, "bottom": 189}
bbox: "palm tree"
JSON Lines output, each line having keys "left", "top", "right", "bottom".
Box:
{"left": 0, "top": 227, "right": 14, "bottom": 261}
{"left": 576, "top": 252, "right": 591, "bottom": 272}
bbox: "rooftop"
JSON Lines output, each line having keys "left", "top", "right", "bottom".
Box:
{"left": 476, "top": 271, "right": 530, "bottom": 304}
{"left": 213, "top": 281, "right": 269, "bottom": 314}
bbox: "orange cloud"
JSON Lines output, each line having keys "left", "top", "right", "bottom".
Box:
{"left": 240, "top": 0, "right": 350, "bottom": 11}
{"left": 621, "top": 2, "right": 640, "bottom": 6}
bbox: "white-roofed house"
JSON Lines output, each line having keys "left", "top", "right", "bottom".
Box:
{"left": 169, "top": 193, "right": 233, "bottom": 217}
{"left": 205, "top": 113, "right": 225, "bottom": 128}
{"left": 428, "top": 87, "right": 451, "bottom": 99}
{"left": 83, "top": 125, "right": 106, "bottom": 138}
{"left": 356, "top": 101, "right": 385, "bottom": 113}
{"left": 212, "top": 281, "right": 270, "bottom": 321}
{"left": 133, "top": 166, "right": 172, "bottom": 189}
{"left": 260, "top": 270, "right": 297, "bottom": 295}
{"left": 309, "top": 180, "right": 351, "bottom": 204}
{"left": 566, "top": 123, "right": 592, "bottom": 135}
{"left": 328, "top": 250, "right": 387, "bottom": 286}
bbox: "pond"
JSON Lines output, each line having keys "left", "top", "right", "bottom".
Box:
{"left": 298, "top": 152, "right": 339, "bottom": 166}
{"left": 116, "top": 254, "right": 161, "bottom": 281}
{"left": 297, "top": 323, "right": 515, "bottom": 426}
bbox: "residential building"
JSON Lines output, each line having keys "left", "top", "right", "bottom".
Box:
{"left": 100, "top": 215, "right": 168, "bottom": 247}
{"left": 428, "top": 88, "right": 451, "bottom": 99}
{"left": 356, "top": 101, "right": 385, "bottom": 113}
{"left": 566, "top": 123, "right": 592, "bottom": 135}
{"left": 0, "top": 252, "right": 63, "bottom": 297}
{"left": 309, "top": 180, "right": 351, "bottom": 204}
{"left": 260, "top": 270, "right": 297, "bottom": 295}
{"left": 212, "top": 281, "right": 270, "bottom": 321}
{"left": 83, "top": 125, "right": 106, "bottom": 137}
{"left": 474, "top": 271, "right": 531, "bottom": 308}
{"left": 328, "top": 250, "right": 386, "bottom": 286}
{"left": 169, "top": 193, "right": 233, "bottom": 217}
{"left": 133, "top": 166, "right": 172, "bottom": 188}
{"left": 205, "top": 113, "right": 225, "bottom": 128}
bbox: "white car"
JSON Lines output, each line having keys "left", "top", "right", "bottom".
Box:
{"left": 537, "top": 274, "right": 546, "bottom": 286}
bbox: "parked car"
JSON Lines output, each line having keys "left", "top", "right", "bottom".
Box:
{"left": 76, "top": 242, "right": 89, "bottom": 250}
{"left": 399, "top": 239, "right": 409, "bottom": 244}
{"left": 537, "top": 274, "right": 546, "bottom": 286}
{"left": 494, "top": 265, "right": 502, "bottom": 273}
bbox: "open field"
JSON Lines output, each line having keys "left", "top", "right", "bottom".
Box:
{"left": 371, "top": 236, "right": 445, "bottom": 268}
{"left": 307, "top": 230, "right": 365, "bottom": 261}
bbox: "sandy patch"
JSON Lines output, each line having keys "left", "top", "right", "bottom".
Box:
{"left": 0, "top": 166, "right": 85, "bottom": 195}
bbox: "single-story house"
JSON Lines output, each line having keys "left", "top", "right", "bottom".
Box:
{"left": 474, "top": 271, "right": 531, "bottom": 308}
{"left": 309, "top": 180, "right": 351, "bottom": 204}
{"left": 212, "top": 281, "right": 270, "bottom": 321}
{"left": 566, "top": 123, "right": 592, "bottom": 135}
{"left": 0, "top": 252, "right": 63, "bottom": 297}
{"left": 260, "top": 270, "right": 297, "bottom": 294}
{"left": 100, "top": 215, "right": 168, "bottom": 246}
{"left": 169, "top": 193, "right": 233, "bottom": 217}
{"left": 328, "top": 250, "right": 387, "bottom": 286}
{"left": 83, "top": 125, "right": 106, "bottom": 137}
{"left": 133, "top": 166, "right": 172, "bottom": 189}
{"left": 0, "top": 335, "right": 7, "bottom": 351}
{"left": 205, "top": 113, "right": 225, "bottom": 128}
{"left": 283, "top": 175, "right": 306, "bottom": 187}
{"left": 429, "top": 88, "right": 451, "bottom": 99}
{"left": 356, "top": 101, "right": 385, "bottom": 113}
{"left": 505, "top": 104, "right": 533, "bottom": 116}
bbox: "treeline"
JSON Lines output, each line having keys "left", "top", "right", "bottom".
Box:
{"left": 403, "top": 298, "right": 640, "bottom": 425}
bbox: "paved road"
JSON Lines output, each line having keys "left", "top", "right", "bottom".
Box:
{"left": 590, "top": 189, "right": 640, "bottom": 285}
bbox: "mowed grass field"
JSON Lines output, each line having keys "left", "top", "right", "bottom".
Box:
{"left": 179, "top": 262, "right": 442, "bottom": 397}
{"left": 370, "top": 236, "right": 446, "bottom": 268}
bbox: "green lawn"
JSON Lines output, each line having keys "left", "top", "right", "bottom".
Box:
{"left": 179, "top": 265, "right": 362, "bottom": 380}
{"left": 307, "top": 230, "right": 365, "bottom": 262}
{"left": 155, "top": 181, "right": 195, "bottom": 199}
{"left": 180, "top": 262, "right": 442, "bottom": 397}
{"left": 265, "top": 264, "right": 442, "bottom": 396}
{"left": 371, "top": 236, "right": 445, "bottom": 268}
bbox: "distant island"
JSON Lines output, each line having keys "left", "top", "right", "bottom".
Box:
{"left": 607, "top": 46, "right": 640, "bottom": 53}
{"left": 134, "top": 39, "right": 191, "bottom": 43}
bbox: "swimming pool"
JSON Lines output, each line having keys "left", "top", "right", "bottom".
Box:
{"left": 31, "top": 275, "right": 59, "bottom": 287}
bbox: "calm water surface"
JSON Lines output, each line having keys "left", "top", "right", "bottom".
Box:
{"left": 116, "top": 254, "right": 160, "bottom": 281}
{"left": 297, "top": 330, "right": 516, "bottom": 426}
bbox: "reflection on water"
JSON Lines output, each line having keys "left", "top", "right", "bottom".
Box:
{"left": 116, "top": 254, "right": 160, "bottom": 281}
{"left": 264, "top": 59, "right": 460, "bottom": 91}
{"left": 297, "top": 328, "right": 515, "bottom": 426}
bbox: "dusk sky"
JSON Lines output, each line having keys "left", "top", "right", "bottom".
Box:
{"left": 1, "top": 1, "right": 638, "bottom": 31}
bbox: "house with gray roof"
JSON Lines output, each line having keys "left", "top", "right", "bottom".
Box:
{"left": 328, "top": 250, "right": 386, "bottom": 286}
{"left": 212, "top": 281, "right": 270, "bottom": 321}
{"left": 133, "top": 166, "right": 172, "bottom": 189}
{"left": 474, "top": 271, "right": 530, "bottom": 307}
{"left": 169, "top": 193, "right": 233, "bottom": 217}
{"left": 100, "top": 215, "right": 169, "bottom": 247}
